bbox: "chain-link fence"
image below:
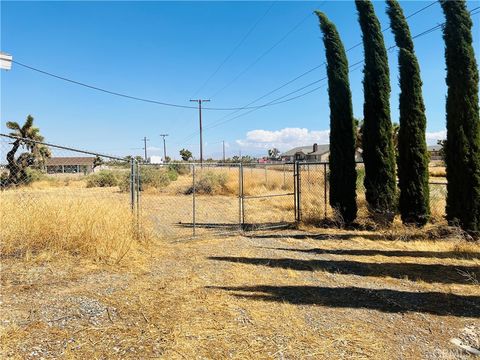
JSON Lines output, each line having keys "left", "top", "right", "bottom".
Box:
{"left": 1, "top": 134, "right": 449, "bottom": 246}
{"left": 297, "top": 161, "right": 448, "bottom": 224}
{"left": 241, "top": 163, "right": 296, "bottom": 229}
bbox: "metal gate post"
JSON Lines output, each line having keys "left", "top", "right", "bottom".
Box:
{"left": 297, "top": 162, "right": 301, "bottom": 222}
{"left": 239, "top": 163, "right": 244, "bottom": 228}
{"left": 130, "top": 159, "right": 135, "bottom": 211}
{"left": 136, "top": 161, "right": 141, "bottom": 235}
{"left": 192, "top": 164, "right": 196, "bottom": 237}
{"left": 324, "top": 163, "right": 328, "bottom": 219}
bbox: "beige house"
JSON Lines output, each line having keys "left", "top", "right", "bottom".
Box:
{"left": 46, "top": 157, "right": 96, "bottom": 174}
{"left": 281, "top": 143, "right": 363, "bottom": 163}
{"left": 427, "top": 145, "right": 443, "bottom": 161}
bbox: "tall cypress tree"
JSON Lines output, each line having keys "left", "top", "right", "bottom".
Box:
{"left": 315, "top": 11, "right": 357, "bottom": 224}
{"left": 440, "top": 0, "right": 480, "bottom": 234}
{"left": 355, "top": 0, "right": 396, "bottom": 223}
{"left": 386, "top": 0, "right": 430, "bottom": 226}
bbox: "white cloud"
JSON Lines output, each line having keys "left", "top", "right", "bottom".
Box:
{"left": 235, "top": 127, "right": 446, "bottom": 154}
{"left": 236, "top": 127, "right": 330, "bottom": 152}
{"left": 426, "top": 130, "right": 446, "bottom": 144}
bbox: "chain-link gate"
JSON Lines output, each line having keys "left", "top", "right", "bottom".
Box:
{"left": 240, "top": 163, "right": 296, "bottom": 229}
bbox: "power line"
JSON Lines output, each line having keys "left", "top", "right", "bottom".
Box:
{"left": 179, "top": 16, "right": 449, "bottom": 143}
{"left": 198, "top": 0, "right": 439, "bottom": 132}
{"left": 192, "top": 1, "right": 276, "bottom": 97}
{"left": 11, "top": 0, "right": 439, "bottom": 116}
{"left": 209, "top": 2, "right": 327, "bottom": 99}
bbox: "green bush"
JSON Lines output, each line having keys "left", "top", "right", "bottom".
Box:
{"left": 184, "top": 171, "right": 228, "bottom": 195}
{"left": 168, "top": 163, "right": 190, "bottom": 175}
{"left": 119, "top": 167, "right": 176, "bottom": 192}
{"left": 86, "top": 170, "right": 119, "bottom": 188}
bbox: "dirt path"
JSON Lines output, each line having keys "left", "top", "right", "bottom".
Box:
{"left": 1, "top": 229, "right": 479, "bottom": 359}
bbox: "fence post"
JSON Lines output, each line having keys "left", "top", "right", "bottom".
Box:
{"left": 136, "top": 161, "right": 141, "bottom": 236}
{"left": 192, "top": 164, "right": 196, "bottom": 237}
{"left": 324, "top": 163, "right": 327, "bottom": 219}
{"left": 283, "top": 163, "right": 286, "bottom": 187}
{"left": 297, "top": 162, "right": 301, "bottom": 222}
{"left": 239, "top": 163, "right": 244, "bottom": 228}
{"left": 293, "top": 162, "right": 297, "bottom": 222}
{"left": 130, "top": 159, "right": 135, "bottom": 212}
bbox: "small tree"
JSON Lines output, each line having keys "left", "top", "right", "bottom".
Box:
{"left": 5, "top": 115, "right": 49, "bottom": 186}
{"left": 93, "top": 155, "right": 104, "bottom": 169}
{"left": 268, "top": 148, "right": 280, "bottom": 159}
{"left": 355, "top": 0, "right": 397, "bottom": 223}
{"left": 179, "top": 148, "right": 193, "bottom": 161}
{"left": 316, "top": 10, "right": 358, "bottom": 224}
{"left": 440, "top": 0, "right": 480, "bottom": 234}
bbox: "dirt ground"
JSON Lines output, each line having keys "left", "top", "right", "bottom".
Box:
{"left": 1, "top": 228, "right": 479, "bottom": 359}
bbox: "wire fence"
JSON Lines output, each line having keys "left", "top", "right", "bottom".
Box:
{"left": 297, "top": 162, "right": 447, "bottom": 224}
{"left": 1, "top": 134, "right": 448, "bottom": 243}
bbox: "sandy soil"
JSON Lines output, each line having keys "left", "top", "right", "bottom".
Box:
{"left": 1, "top": 228, "right": 479, "bottom": 359}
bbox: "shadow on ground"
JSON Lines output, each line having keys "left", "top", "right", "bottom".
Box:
{"left": 209, "top": 285, "right": 480, "bottom": 318}
{"left": 245, "top": 229, "right": 464, "bottom": 242}
{"left": 177, "top": 222, "right": 295, "bottom": 231}
{"left": 209, "top": 256, "right": 480, "bottom": 284}
{"left": 260, "top": 247, "right": 480, "bottom": 260}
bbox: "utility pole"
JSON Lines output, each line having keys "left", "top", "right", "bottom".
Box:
{"left": 189, "top": 99, "right": 210, "bottom": 165}
{"left": 142, "top": 137, "right": 149, "bottom": 163}
{"left": 160, "top": 134, "right": 169, "bottom": 162}
{"left": 222, "top": 140, "right": 226, "bottom": 163}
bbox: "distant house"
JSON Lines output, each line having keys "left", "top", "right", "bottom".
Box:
{"left": 46, "top": 157, "right": 96, "bottom": 174}
{"left": 280, "top": 143, "right": 363, "bottom": 163}
{"left": 427, "top": 145, "right": 443, "bottom": 161}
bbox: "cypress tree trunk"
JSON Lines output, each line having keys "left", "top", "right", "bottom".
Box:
{"left": 315, "top": 11, "right": 357, "bottom": 224}
{"left": 355, "top": 0, "right": 397, "bottom": 223}
{"left": 386, "top": 0, "right": 430, "bottom": 226}
{"left": 440, "top": 0, "right": 480, "bottom": 234}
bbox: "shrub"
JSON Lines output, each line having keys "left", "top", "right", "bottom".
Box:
{"left": 119, "top": 167, "right": 176, "bottom": 192}
{"left": 86, "top": 170, "right": 119, "bottom": 188}
{"left": 184, "top": 171, "right": 228, "bottom": 195}
{"left": 168, "top": 163, "right": 190, "bottom": 175}
{"left": 0, "top": 168, "right": 46, "bottom": 188}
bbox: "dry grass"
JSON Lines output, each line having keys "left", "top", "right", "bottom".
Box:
{"left": 0, "top": 192, "right": 147, "bottom": 264}
{"left": 1, "top": 226, "right": 479, "bottom": 359}
{"left": 1, "top": 172, "right": 479, "bottom": 358}
{"left": 430, "top": 166, "right": 447, "bottom": 178}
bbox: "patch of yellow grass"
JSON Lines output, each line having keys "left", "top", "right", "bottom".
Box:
{"left": 0, "top": 194, "right": 146, "bottom": 264}
{"left": 429, "top": 166, "right": 446, "bottom": 178}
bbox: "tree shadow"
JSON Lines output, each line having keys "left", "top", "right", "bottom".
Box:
{"left": 245, "top": 228, "right": 462, "bottom": 241}
{"left": 209, "top": 256, "right": 480, "bottom": 284}
{"left": 209, "top": 285, "right": 480, "bottom": 318}
{"left": 262, "top": 247, "right": 480, "bottom": 260}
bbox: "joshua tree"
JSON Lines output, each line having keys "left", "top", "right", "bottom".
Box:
{"left": 179, "top": 148, "right": 193, "bottom": 161}
{"left": 316, "top": 10, "right": 358, "bottom": 224}
{"left": 5, "top": 115, "right": 48, "bottom": 185}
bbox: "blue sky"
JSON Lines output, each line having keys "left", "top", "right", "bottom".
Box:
{"left": 1, "top": 1, "right": 479, "bottom": 160}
